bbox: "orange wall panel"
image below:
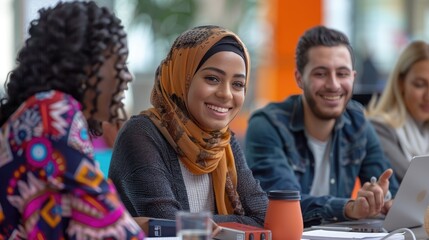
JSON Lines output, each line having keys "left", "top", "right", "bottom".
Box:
{"left": 256, "top": 0, "right": 323, "bottom": 103}
{"left": 231, "top": 0, "right": 323, "bottom": 137}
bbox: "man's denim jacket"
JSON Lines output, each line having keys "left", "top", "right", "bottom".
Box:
{"left": 245, "top": 95, "right": 399, "bottom": 226}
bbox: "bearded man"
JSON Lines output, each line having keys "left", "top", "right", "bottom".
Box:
{"left": 244, "top": 25, "right": 399, "bottom": 227}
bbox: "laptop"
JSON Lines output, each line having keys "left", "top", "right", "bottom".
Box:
{"left": 321, "top": 154, "right": 429, "bottom": 233}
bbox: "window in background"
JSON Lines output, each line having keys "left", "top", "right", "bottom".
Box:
{"left": 348, "top": 0, "right": 429, "bottom": 102}
{"left": 0, "top": 0, "right": 14, "bottom": 95}
{"left": 114, "top": 0, "right": 262, "bottom": 115}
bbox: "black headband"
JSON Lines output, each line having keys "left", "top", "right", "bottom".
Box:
{"left": 196, "top": 36, "right": 246, "bottom": 72}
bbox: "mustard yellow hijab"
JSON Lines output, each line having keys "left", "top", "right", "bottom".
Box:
{"left": 142, "top": 25, "right": 250, "bottom": 215}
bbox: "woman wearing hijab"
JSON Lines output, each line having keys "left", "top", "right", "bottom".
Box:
{"left": 109, "top": 25, "right": 267, "bottom": 227}
{"left": 366, "top": 40, "right": 429, "bottom": 182}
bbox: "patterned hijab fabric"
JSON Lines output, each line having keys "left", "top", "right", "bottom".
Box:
{"left": 142, "top": 25, "right": 250, "bottom": 215}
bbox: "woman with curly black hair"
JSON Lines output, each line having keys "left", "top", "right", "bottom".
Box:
{"left": 0, "top": 1, "right": 144, "bottom": 239}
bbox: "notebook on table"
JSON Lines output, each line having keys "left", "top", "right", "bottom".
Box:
{"left": 302, "top": 229, "right": 404, "bottom": 239}
{"left": 321, "top": 154, "right": 429, "bottom": 233}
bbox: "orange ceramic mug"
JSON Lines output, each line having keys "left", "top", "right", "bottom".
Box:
{"left": 264, "top": 190, "right": 303, "bottom": 240}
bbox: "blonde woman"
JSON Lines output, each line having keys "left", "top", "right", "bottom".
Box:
{"left": 367, "top": 40, "right": 429, "bottom": 182}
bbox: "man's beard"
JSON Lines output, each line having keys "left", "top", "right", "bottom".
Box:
{"left": 303, "top": 85, "right": 350, "bottom": 121}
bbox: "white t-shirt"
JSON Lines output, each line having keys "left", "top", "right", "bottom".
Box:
{"left": 307, "top": 134, "right": 331, "bottom": 196}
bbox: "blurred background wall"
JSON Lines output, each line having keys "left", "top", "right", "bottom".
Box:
{"left": 2, "top": 0, "right": 429, "bottom": 142}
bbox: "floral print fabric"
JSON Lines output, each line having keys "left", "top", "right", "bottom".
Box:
{"left": 0, "top": 90, "right": 143, "bottom": 239}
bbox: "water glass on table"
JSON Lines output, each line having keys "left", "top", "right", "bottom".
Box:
{"left": 176, "top": 211, "right": 212, "bottom": 240}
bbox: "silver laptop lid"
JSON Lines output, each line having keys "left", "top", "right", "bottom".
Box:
{"left": 383, "top": 154, "right": 429, "bottom": 231}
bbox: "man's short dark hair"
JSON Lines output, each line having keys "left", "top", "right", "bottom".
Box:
{"left": 295, "top": 25, "right": 354, "bottom": 73}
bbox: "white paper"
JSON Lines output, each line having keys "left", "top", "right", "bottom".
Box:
{"left": 146, "top": 237, "right": 179, "bottom": 240}
{"left": 302, "top": 229, "right": 404, "bottom": 240}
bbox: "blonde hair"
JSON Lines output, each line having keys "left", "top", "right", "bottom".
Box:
{"left": 366, "top": 41, "right": 429, "bottom": 128}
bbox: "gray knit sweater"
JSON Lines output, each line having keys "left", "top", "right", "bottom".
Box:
{"left": 369, "top": 119, "right": 408, "bottom": 182}
{"left": 108, "top": 115, "right": 268, "bottom": 227}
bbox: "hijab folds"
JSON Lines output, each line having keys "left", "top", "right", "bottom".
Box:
{"left": 142, "top": 25, "right": 250, "bottom": 215}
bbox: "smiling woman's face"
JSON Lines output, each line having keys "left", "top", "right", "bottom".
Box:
{"left": 401, "top": 59, "right": 429, "bottom": 123}
{"left": 187, "top": 51, "right": 246, "bottom": 131}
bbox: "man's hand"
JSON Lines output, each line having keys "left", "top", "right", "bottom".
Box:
{"left": 345, "top": 169, "right": 393, "bottom": 219}
{"left": 381, "top": 199, "right": 393, "bottom": 215}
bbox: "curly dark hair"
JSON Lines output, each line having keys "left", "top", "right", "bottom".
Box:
{"left": 0, "top": 1, "right": 129, "bottom": 136}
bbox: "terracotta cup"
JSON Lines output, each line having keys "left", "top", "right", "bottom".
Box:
{"left": 264, "top": 190, "right": 303, "bottom": 240}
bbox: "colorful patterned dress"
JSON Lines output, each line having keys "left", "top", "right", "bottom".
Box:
{"left": 0, "top": 90, "right": 144, "bottom": 239}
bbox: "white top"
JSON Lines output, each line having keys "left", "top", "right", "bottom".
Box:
{"left": 307, "top": 134, "right": 331, "bottom": 196}
{"left": 179, "top": 160, "right": 215, "bottom": 213}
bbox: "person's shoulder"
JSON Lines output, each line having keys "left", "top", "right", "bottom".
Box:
{"left": 19, "top": 90, "right": 81, "bottom": 125}
{"left": 14, "top": 90, "right": 80, "bottom": 114}
{"left": 38, "top": 90, "right": 83, "bottom": 121}
{"left": 127, "top": 113, "right": 152, "bottom": 125}
{"left": 122, "top": 113, "right": 163, "bottom": 138}
{"left": 12, "top": 90, "right": 91, "bottom": 151}
{"left": 368, "top": 117, "right": 396, "bottom": 134}
{"left": 344, "top": 99, "right": 367, "bottom": 119}
{"left": 345, "top": 99, "right": 365, "bottom": 112}
{"left": 341, "top": 99, "right": 373, "bottom": 130}
{"left": 123, "top": 114, "right": 151, "bottom": 130}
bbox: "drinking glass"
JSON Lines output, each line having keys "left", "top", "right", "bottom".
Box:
{"left": 176, "top": 211, "right": 212, "bottom": 240}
